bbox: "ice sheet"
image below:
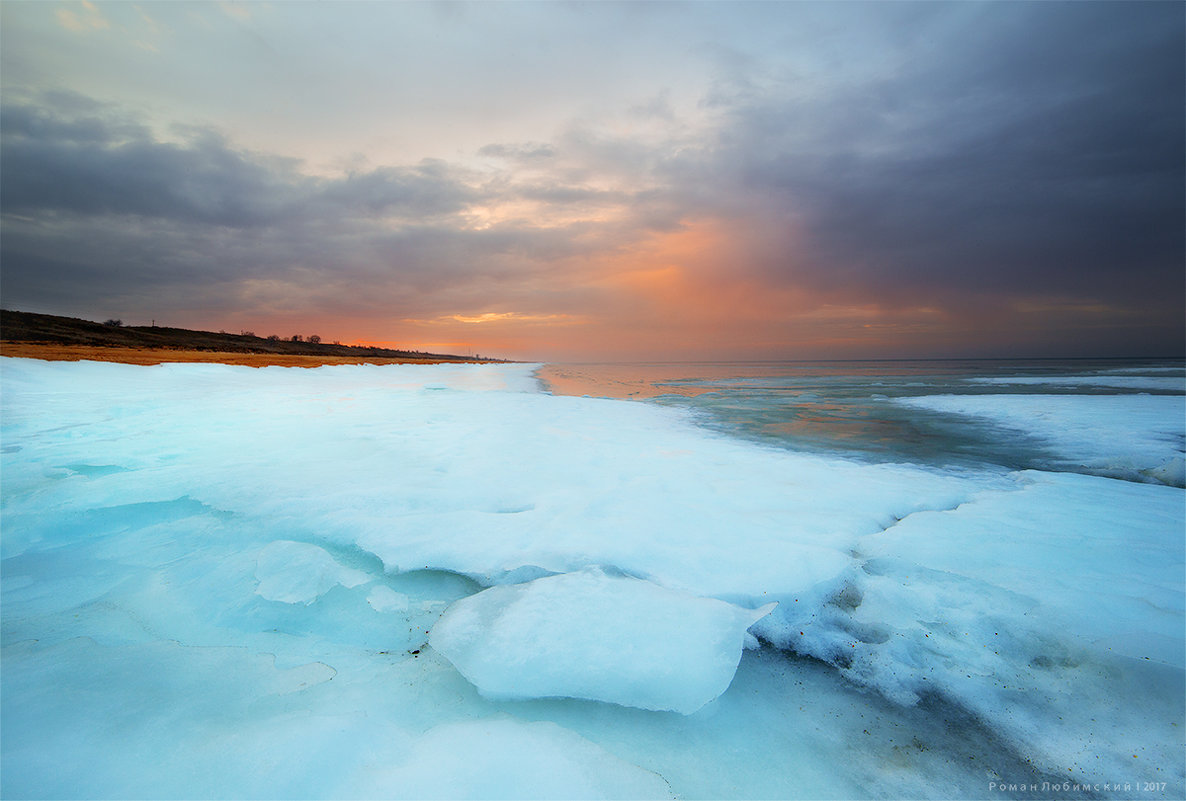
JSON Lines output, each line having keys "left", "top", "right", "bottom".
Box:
{"left": 2, "top": 358, "right": 1183, "bottom": 798}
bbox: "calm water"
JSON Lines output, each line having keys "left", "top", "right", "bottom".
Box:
{"left": 538, "top": 359, "right": 1186, "bottom": 474}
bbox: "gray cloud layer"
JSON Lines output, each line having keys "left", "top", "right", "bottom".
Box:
{"left": 695, "top": 2, "right": 1184, "bottom": 306}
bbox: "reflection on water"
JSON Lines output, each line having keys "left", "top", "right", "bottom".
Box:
{"left": 536, "top": 363, "right": 715, "bottom": 400}
{"left": 538, "top": 359, "right": 1186, "bottom": 473}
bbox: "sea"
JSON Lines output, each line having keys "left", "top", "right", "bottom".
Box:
{"left": 539, "top": 358, "right": 1186, "bottom": 484}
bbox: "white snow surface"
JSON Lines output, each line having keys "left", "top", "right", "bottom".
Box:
{"left": 896, "top": 393, "right": 1186, "bottom": 485}
{"left": 430, "top": 568, "right": 776, "bottom": 713}
{"left": 804, "top": 471, "right": 1184, "bottom": 782}
{"left": 2, "top": 358, "right": 1183, "bottom": 799}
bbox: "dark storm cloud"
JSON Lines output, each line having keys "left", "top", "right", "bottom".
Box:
{"left": 1, "top": 97, "right": 481, "bottom": 229}
{"left": 314, "top": 162, "right": 479, "bottom": 219}
{"left": 0, "top": 95, "right": 627, "bottom": 321}
{"left": 694, "top": 2, "right": 1184, "bottom": 311}
{"left": 1, "top": 100, "right": 300, "bottom": 227}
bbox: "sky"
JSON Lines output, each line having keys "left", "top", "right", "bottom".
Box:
{"left": 1, "top": 1, "right": 1183, "bottom": 361}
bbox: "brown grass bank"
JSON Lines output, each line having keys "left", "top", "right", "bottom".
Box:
{"left": 0, "top": 310, "right": 506, "bottom": 367}
{"left": 0, "top": 343, "right": 497, "bottom": 367}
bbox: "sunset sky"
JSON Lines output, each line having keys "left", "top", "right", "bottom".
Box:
{"left": 2, "top": 1, "right": 1182, "bottom": 361}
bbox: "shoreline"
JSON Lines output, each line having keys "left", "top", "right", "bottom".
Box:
{"left": 0, "top": 342, "right": 500, "bottom": 368}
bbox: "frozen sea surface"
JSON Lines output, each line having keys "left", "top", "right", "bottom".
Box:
{"left": 2, "top": 358, "right": 1183, "bottom": 799}
{"left": 540, "top": 360, "right": 1186, "bottom": 484}
{"left": 895, "top": 394, "right": 1185, "bottom": 486}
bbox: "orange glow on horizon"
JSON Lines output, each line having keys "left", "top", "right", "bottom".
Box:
{"left": 198, "top": 219, "right": 1040, "bottom": 362}
{"left": 308, "top": 220, "right": 958, "bottom": 360}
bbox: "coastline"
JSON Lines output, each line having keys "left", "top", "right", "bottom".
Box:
{"left": 0, "top": 342, "right": 498, "bottom": 368}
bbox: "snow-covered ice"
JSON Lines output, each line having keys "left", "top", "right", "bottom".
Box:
{"left": 789, "top": 470, "right": 1184, "bottom": 782}
{"left": 430, "top": 568, "right": 775, "bottom": 713}
{"left": 896, "top": 393, "right": 1186, "bottom": 485}
{"left": 2, "top": 357, "right": 1183, "bottom": 799}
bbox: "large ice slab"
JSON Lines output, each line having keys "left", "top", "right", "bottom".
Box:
{"left": 430, "top": 568, "right": 776, "bottom": 714}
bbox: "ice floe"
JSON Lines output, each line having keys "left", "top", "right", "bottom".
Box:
{"left": 430, "top": 568, "right": 776, "bottom": 713}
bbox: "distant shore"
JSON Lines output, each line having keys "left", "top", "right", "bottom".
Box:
{"left": 0, "top": 342, "right": 500, "bottom": 368}
{"left": 0, "top": 309, "right": 506, "bottom": 367}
